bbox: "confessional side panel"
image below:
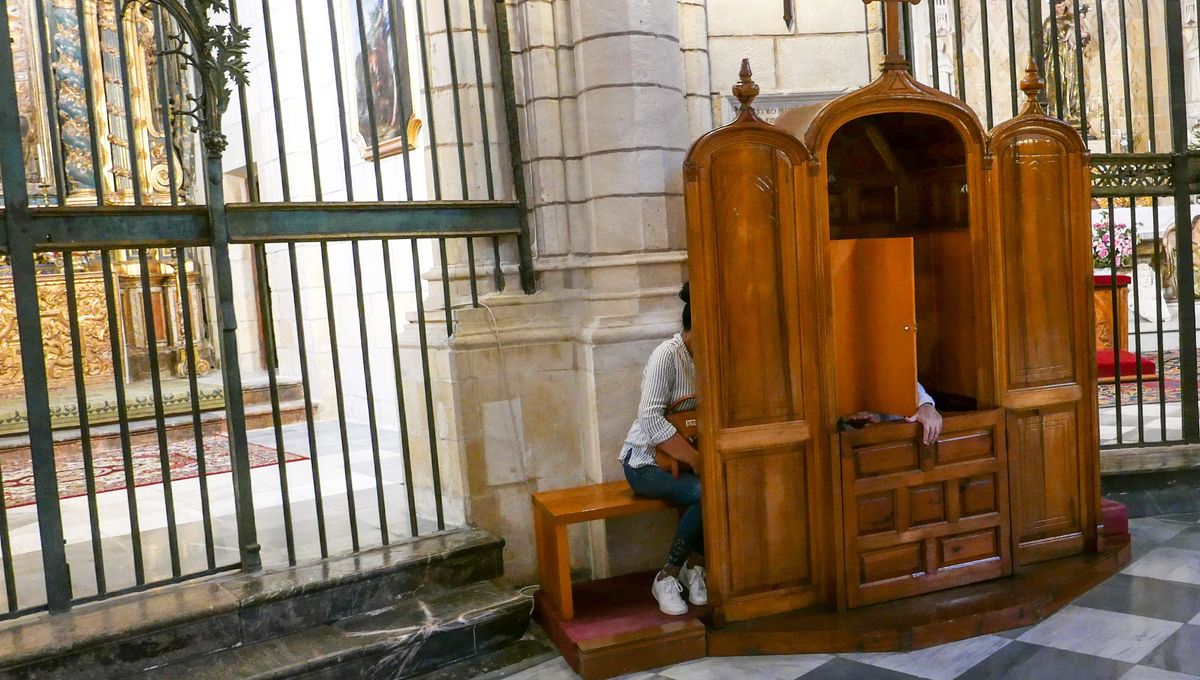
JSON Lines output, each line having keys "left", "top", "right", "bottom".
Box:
{"left": 989, "top": 131, "right": 1095, "bottom": 564}
{"left": 687, "top": 133, "right": 824, "bottom": 624}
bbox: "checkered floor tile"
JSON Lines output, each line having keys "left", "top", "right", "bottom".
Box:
{"left": 493, "top": 513, "right": 1200, "bottom": 680}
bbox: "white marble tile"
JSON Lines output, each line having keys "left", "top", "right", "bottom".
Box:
{"left": 1017, "top": 605, "right": 1181, "bottom": 663}
{"left": 658, "top": 654, "right": 833, "bottom": 680}
{"left": 844, "top": 634, "right": 1011, "bottom": 680}
{"left": 1120, "top": 665, "right": 1200, "bottom": 680}
{"left": 1125, "top": 547, "right": 1200, "bottom": 586}
{"left": 502, "top": 657, "right": 582, "bottom": 679}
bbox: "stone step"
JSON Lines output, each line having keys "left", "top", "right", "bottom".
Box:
{"left": 135, "top": 580, "right": 531, "bottom": 680}
{"left": 241, "top": 376, "right": 308, "bottom": 408}
{"left": 0, "top": 529, "right": 508, "bottom": 680}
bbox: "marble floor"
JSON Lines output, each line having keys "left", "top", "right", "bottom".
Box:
{"left": 494, "top": 514, "right": 1200, "bottom": 680}
{"left": 0, "top": 419, "right": 441, "bottom": 611}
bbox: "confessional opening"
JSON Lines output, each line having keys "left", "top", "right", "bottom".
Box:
{"left": 826, "top": 112, "right": 980, "bottom": 419}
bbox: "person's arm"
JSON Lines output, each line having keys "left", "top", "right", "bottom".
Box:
{"left": 907, "top": 382, "right": 943, "bottom": 445}
{"left": 637, "top": 347, "right": 700, "bottom": 467}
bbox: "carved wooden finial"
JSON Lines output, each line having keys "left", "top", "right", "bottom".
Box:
{"left": 733, "top": 58, "right": 759, "bottom": 111}
{"left": 863, "top": 0, "right": 921, "bottom": 70}
{"left": 1019, "top": 56, "right": 1047, "bottom": 113}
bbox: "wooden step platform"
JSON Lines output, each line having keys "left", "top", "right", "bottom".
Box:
{"left": 707, "top": 541, "right": 1131, "bottom": 656}
{"left": 535, "top": 570, "right": 707, "bottom": 680}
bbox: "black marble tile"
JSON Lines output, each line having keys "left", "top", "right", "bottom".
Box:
{"left": 1142, "top": 624, "right": 1200, "bottom": 676}
{"left": 955, "top": 641, "right": 1131, "bottom": 680}
{"left": 994, "top": 624, "right": 1035, "bottom": 640}
{"left": 1072, "top": 573, "right": 1200, "bottom": 623}
{"left": 800, "top": 658, "right": 922, "bottom": 679}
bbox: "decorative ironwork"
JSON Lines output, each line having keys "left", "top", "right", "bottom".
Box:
{"left": 121, "top": 0, "right": 248, "bottom": 156}
{"left": 1090, "top": 153, "right": 1200, "bottom": 198}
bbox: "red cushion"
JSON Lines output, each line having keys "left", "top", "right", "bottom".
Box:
{"left": 1093, "top": 275, "right": 1132, "bottom": 287}
{"left": 1097, "top": 349, "right": 1156, "bottom": 378}
{"left": 1101, "top": 498, "right": 1128, "bottom": 537}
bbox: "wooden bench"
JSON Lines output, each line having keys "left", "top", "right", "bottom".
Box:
{"left": 532, "top": 480, "right": 677, "bottom": 620}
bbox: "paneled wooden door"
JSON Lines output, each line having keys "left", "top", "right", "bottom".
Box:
{"left": 839, "top": 410, "right": 1011, "bottom": 607}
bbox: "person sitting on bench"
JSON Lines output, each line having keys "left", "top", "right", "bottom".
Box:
{"left": 619, "top": 282, "right": 706, "bottom": 616}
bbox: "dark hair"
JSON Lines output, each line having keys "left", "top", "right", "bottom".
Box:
{"left": 680, "top": 282, "right": 691, "bottom": 331}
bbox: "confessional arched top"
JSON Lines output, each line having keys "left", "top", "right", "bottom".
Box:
{"left": 685, "top": 47, "right": 1100, "bottom": 627}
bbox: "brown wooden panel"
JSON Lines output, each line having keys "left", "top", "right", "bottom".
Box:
{"left": 939, "top": 529, "right": 999, "bottom": 568}
{"left": 861, "top": 542, "right": 924, "bottom": 584}
{"left": 831, "top": 238, "right": 918, "bottom": 417}
{"left": 1008, "top": 407, "right": 1082, "bottom": 555}
{"left": 960, "top": 475, "right": 998, "bottom": 517}
{"left": 855, "top": 441, "right": 920, "bottom": 478}
{"left": 908, "top": 483, "right": 945, "bottom": 527}
{"left": 858, "top": 491, "right": 896, "bottom": 535}
{"left": 725, "top": 447, "right": 811, "bottom": 592}
{"left": 914, "top": 229, "right": 980, "bottom": 402}
{"left": 994, "top": 139, "right": 1076, "bottom": 390}
{"left": 936, "top": 429, "right": 995, "bottom": 466}
{"left": 709, "top": 144, "right": 805, "bottom": 428}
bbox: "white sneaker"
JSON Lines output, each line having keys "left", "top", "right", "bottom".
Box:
{"left": 680, "top": 564, "right": 708, "bottom": 606}
{"left": 651, "top": 574, "right": 689, "bottom": 615}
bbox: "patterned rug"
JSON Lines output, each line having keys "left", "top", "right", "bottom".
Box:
{"left": 1097, "top": 349, "right": 1183, "bottom": 408}
{"left": 0, "top": 435, "right": 306, "bottom": 509}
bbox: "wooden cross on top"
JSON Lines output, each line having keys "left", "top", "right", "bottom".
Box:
{"left": 863, "top": 0, "right": 921, "bottom": 69}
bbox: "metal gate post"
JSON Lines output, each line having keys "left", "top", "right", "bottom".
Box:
{"left": 0, "top": 11, "right": 72, "bottom": 612}
{"left": 1164, "top": 0, "right": 1199, "bottom": 442}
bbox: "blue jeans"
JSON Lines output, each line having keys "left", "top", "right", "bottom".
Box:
{"left": 622, "top": 461, "right": 703, "bottom": 567}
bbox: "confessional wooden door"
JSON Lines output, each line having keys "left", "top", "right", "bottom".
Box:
{"left": 686, "top": 104, "right": 829, "bottom": 626}
{"left": 988, "top": 103, "right": 1099, "bottom": 565}
{"left": 839, "top": 410, "right": 1011, "bottom": 607}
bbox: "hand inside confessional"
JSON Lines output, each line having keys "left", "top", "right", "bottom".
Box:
{"left": 907, "top": 403, "right": 943, "bottom": 445}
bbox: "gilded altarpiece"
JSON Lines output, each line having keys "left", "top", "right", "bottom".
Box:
{"left": 0, "top": 0, "right": 212, "bottom": 394}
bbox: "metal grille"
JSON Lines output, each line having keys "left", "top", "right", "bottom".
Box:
{"left": 0, "top": 0, "right": 528, "bottom": 618}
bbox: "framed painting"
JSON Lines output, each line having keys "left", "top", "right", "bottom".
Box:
{"left": 345, "top": 0, "right": 418, "bottom": 161}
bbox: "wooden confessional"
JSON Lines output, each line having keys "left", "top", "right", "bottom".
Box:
{"left": 684, "top": 1, "right": 1110, "bottom": 634}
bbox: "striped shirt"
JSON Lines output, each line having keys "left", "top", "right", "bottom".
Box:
{"left": 620, "top": 333, "right": 696, "bottom": 468}
{"left": 619, "top": 334, "right": 936, "bottom": 467}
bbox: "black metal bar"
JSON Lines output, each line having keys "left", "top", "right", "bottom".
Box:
{"left": 1127, "top": 203, "right": 1146, "bottom": 442}
{"left": 253, "top": 244, "right": 296, "bottom": 565}
{"left": 1027, "top": 0, "right": 1045, "bottom": 89}
{"left": 951, "top": 0, "right": 966, "bottom": 99}
{"left": 75, "top": 0, "right": 108, "bottom": 205}
{"left": 225, "top": 201, "right": 522, "bottom": 242}
{"left": 439, "top": 238, "right": 453, "bottom": 334}
{"left": 1140, "top": 0, "right": 1157, "bottom": 152}
{"left": 926, "top": 0, "right": 940, "bottom": 90}
{"left": 228, "top": 0, "right": 259, "bottom": 201}
{"left": 63, "top": 252, "right": 106, "bottom": 594}
{"left": 979, "top": 0, "right": 994, "bottom": 128}
{"left": 323, "top": 0, "right": 357, "bottom": 202}
{"left": 1117, "top": 0, "right": 1136, "bottom": 153}
{"left": 100, "top": 250, "right": 144, "bottom": 584}
{"left": 286, "top": 242, "right": 328, "bottom": 557}
{"left": 466, "top": 238, "right": 480, "bottom": 306}
{"left": 414, "top": 0, "right": 445, "bottom": 198}
{"left": 293, "top": 0, "right": 324, "bottom": 202}
{"left": 0, "top": 455, "right": 16, "bottom": 612}
{"left": 492, "top": 236, "right": 504, "bottom": 291}
{"left": 350, "top": 241, "right": 389, "bottom": 544}
{"left": 1094, "top": 0, "right": 1113, "bottom": 152}
{"left": 493, "top": 0, "right": 536, "bottom": 293}
{"left": 440, "top": 0, "right": 472, "bottom": 200}
{"left": 1070, "top": 0, "right": 1088, "bottom": 141}
{"left": 1165, "top": 0, "right": 1199, "bottom": 441}
{"left": 320, "top": 242, "right": 360, "bottom": 551}
{"left": 411, "top": 240, "right": 444, "bottom": 529}
{"left": 385, "top": 0, "right": 416, "bottom": 201}
{"left": 381, "top": 239, "right": 419, "bottom": 536}
{"left": 137, "top": 248, "right": 182, "bottom": 577}
{"left": 259, "top": 0, "right": 292, "bottom": 199}
{"left": 352, "top": 0, "right": 387, "bottom": 198}
{"left": 115, "top": 0, "right": 144, "bottom": 205}
{"left": 1047, "top": 0, "right": 1064, "bottom": 119}
{"left": 173, "top": 247, "right": 216, "bottom": 570}
{"left": 901, "top": 2, "right": 915, "bottom": 64}
{"left": 1149, "top": 197, "right": 1168, "bottom": 440}
{"left": 33, "top": 0, "right": 67, "bottom": 206}
{"left": 1107, "top": 202, "right": 1124, "bottom": 445}
{"left": 1005, "top": 0, "right": 1017, "bottom": 118}
{"left": 0, "top": 13, "right": 72, "bottom": 612}
{"left": 152, "top": 7, "right": 180, "bottom": 206}
{"left": 468, "top": 0, "right": 496, "bottom": 199}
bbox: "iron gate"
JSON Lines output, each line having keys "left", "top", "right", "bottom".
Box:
{"left": 0, "top": 0, "right": 531, "bottom": 618}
